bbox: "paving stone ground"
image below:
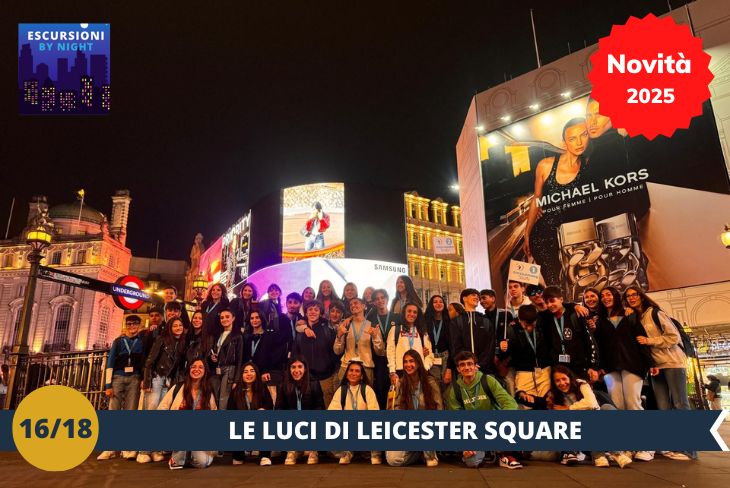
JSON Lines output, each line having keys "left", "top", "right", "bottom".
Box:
{"left": 2, "top": 423, "right": 729, "bottom": 487}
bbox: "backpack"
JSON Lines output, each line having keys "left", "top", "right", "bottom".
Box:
{"left": 452, "top": 374, "right": 500, "bottom": 410}
{"left": 393, "top": 324, "right": 425, "bottom": 350}
{"left": 650, "top": 308, "right": 696, "bottom": 358}
{"left": 339, "top": 383, "right": 368, "bottom": 409}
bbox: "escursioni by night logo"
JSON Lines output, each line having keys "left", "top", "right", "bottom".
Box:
{"left": 18, "top": 23, "right": 111, "bottom": 115}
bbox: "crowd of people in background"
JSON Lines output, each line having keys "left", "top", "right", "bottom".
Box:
{"left": 96, "top": 275, "right": 716, "bottom": 470}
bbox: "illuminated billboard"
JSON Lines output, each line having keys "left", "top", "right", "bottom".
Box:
{"left": 282, "top": 183, "right": 345, "bottom": 262}
{"left": 480, "top": 95, "right": 730, "bottom": 301}
{"left": 220, "top": 211, "right": 251, "bottom": 291}
{"left": 198, "top": 235, "right": 223, "bottom": 284}
{"left": 247, "top": 258, "right": 407, "bottom": 304}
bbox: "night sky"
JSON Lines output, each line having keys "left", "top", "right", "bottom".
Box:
{"left": 1, "top": 0, "right": 688, "bottom": 260}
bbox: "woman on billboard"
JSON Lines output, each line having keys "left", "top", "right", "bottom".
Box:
{"left": 303, "top": 201, "right": 330, "bottom": 251}
{"left": 522, "top": 117, "right": 589, "bottom": 285}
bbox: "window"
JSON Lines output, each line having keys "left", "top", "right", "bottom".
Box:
{"left": 98, "top": 307, "right": 110, "bottom": 346}
{"left": 410, "top": 230, "right": 418, "bottom": 248}
{"left": 419, "top": 233, "right": 426, "bottom": 249}
{"left": 457, "top": 239, "right": 463, "bottom": 256}
{"left": 18, "top": 284, "right": 26, "bottom": 298}
{"left": 59, "top": 283, "right": 72, "bottom": 295}
{"left": 52, "top": 304, "right": 72, "bottom": 347}
{"left": 75, "top": 249, "right": 86, "bottom": 264}
{"left": 433, "top": 208, "right": 440, "bottom": 224}
{"left": 50, "top": 251, "right": 62, "bottom": 265}
{"left": 11, "top": 308, "right": 22, "bottom": 344}
{"left": 2, "top": 254, "right": 14, "bottom": 268}
{"left": 413, "top": 261, "right": 420, "bottom": 277}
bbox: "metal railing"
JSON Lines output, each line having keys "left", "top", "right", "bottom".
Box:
{"left": 8, "top": 349, "right": 109, "bottom": 410}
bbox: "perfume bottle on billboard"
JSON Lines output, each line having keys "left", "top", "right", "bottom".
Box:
{"left": 596, "top": 212, "right": 649, "bottom": 293}
{"left": 558, "top": 218, "right": 608, "bottom": 302}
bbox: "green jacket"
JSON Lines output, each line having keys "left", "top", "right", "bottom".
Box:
{"left": 444, "top": 371, "right": 518, "bottom": 410}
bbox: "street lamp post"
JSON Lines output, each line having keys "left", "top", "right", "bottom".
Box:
{"left": 3, "top": 215, "right": 53, "bottom": 409}
{"left": 192, "top": 273, "right": 208, "bottom": 309}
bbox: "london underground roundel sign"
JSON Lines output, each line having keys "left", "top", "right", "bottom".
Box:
{"left": 111, "top": 275, "right": 148, "bottom": 310}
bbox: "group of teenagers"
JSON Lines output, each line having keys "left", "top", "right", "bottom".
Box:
{"left": 96, "top": 274, "right": 698, "bottom": 470}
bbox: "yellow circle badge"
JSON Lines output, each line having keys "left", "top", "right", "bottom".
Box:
{"left": 12, "top": 385, "right": 99, "bottom": 471}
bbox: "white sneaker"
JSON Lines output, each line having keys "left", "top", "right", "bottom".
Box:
{"left": 615, "top": 453, "right": 633, "bottom": 468}
{"left": 662, "top": 451, "right": 691, "bottom": 461}
{"left": 284, "top": 451, "right": 297, "bottom": 465}
{"left": 136, "top": 453, "right": 152, "bottom": 464}
{"left": 339, "top": 451, "right": 353, "bottom": 465}
{"left": 307, "top": 451, "right": 319, "bottom": 465}
{"left": 96, "top": 451, "right": 116, "bottom": 460}
{"left": 426, "top": 457, "right": 439, "bottom": 467}
{"left": 260, "top": 457, "right": 272, "bottom": 466}
{"left": 151, "top": 452, "right": 166, "bottom": 462}
{"left": 121, "top": 451, "right": 137, "bottom": 459}
{"left": 634, "top": 451, "right": 654, "bottom": 462}
{"left": 594, "top": 455, "right": 609, "bottom": 467}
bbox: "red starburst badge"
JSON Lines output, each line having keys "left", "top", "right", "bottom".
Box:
{"left": 588, "top": 14, "right": 713, "bottom": 140}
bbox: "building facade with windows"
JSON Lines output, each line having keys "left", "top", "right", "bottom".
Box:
{"left": 404, "top": 191, "right": 464, "bottom": 305}
{"left": 0, "top": 191, "right": 132, "bottom": 355}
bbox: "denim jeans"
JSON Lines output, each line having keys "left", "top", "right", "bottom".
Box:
{"left": 144, "top": 375, "right": 169, "bottom": 410}
{"left": 604, "top": 370, "right": 644, "bottom": 410}
{"left": 110, "top": 375, "right": 141, "bottom": 411}
{"left": 651, "top": 368, "right": 690, "bottom": 411}
{"left": 171, "top": 451, "right": 213, "bottom": 468}
{"left": 385, "top": 451, "right": 436, "bottom": 466}
{"left": 305, "top": 233, "right": 325, "bottom": 251}
{"left": 210, "top": 365, "right": 235, "bottom": 410}
{"left": 462, "top": 451, "right": 485, "bottom": 468}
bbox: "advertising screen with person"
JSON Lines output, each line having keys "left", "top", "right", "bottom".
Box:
{"left": 282, "top": 183, "right": 345, "bottom": 262}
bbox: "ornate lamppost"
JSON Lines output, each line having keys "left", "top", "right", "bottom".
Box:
{"left": 4, "top": 214, "right": 53, "bottom": 409}
{"left": 192, "top": 273, "right": 209, "bottom": 309}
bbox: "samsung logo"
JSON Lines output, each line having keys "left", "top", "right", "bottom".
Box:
{"left": 374, "top": 264, "right": 407, "bottom": 273}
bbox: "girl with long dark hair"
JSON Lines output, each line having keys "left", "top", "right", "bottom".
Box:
{"left": 424, "top": 295, "right": 451, "bottom": 386}
{"left": 201, "top": 282, "right": 230, "bottom": 337}
{"left": 328, "top": 360, "right": 381, "bottom": 465}
{"left": 277, "top": 356, "right": 325, "bottom": 465}
{"left": 386, "top": 350, "right": 441, "bottom": 467}
{"left": 160, "top": 359, "right": 217, "bottom": 469}
{"left": 228, "top": 362, "right": 274, "bottom": 466}
{"left": 243, "top": 309, "right": 286, "bottom": 402}
{"left": 316, "top": 279, "right": 340, "bottom": 314}
{"left": 183, "top": 311, "right": 211, "bottom": 381}
{"left": 390, "top": 275, "right": 423, "bottom": 314}
{"left": 230, "top": 283, "right": 258, "bottom": 334}
{"left": 387, "top": 303, "right": 433, "bottom": 386}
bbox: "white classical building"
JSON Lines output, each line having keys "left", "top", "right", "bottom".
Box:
{"left": 0, "top": 190, "right": 132, "bottom": 354}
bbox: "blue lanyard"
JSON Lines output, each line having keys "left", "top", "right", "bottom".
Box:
{"left": 432, "top": 320, "right": 443, "bottom": 352}
{"left": 244, "top": 389, "right": 252, "bottom": 410}
{"left": 347, "top": 385, "right": 361, "bottom": 410}
{"left": 206, "top": 301, "right": 218, "bottom": 314}
{"left": 122, "top": 336, "right": 137, "bottom": 355}
{"left": 377, "top": 312, "right": 391, "bottom": 337}
{"left": 524, "top": 328, "right": 537, "bottom": 354}
{"left": 192, "top": 390, "right": 202, "bottom": 410}
{"left": 406, "top": 326, "right": 415, "bottom": 350}
{"left": 412, "top": 383, "right": 421, "bottom": 410}
{"left": 251, "top": 335, "right": 261, "bottom": 357}
{"left": 295, "top": 387, "right": 302, "bottom": 411}
{"left": 553, "top": 315, "right": 566, "bottom": 353}
{"left": 352, "top": 320, "right": 365, "bottom": 353}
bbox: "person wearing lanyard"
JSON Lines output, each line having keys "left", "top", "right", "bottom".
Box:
{"left": 243, "top": 310, "right": 287, "bottom": 404}
{"left": 228, "top": 362, "right": 274, "bottom": 466}
{"left": 160, "top": 359, "right": 218, "bottom": 470}
{"left": 230, "top": 282, "right": 259, "bottom": 334}
{"left": 481, "top": 289, "right": 517, "bottom": 395}
{"left": 201, "top": 282, "right": 230, "bottom": 337}
{"left": 277, "top": 356, "right": 325, "bottom": 465}
{"left": 386, "top": 350, "right": 442, "bottom": 467}
{"left": 424, "top": 295, "right": 452, "bottom": 388}
{"left": 448, "top": 288, "right": 496, "bottom": 375}
{"left": 284, "top": 292, "right": 304, "bottom": 356}
{"left": 387, "top": 304, "right": 434, "bottom": 385}
{"left": 369, "top": 289, "right": 400, "bottom": 408}
{"left": 328, "top": 359, "right": 381, "bottom": 465}
{"left": 334, "top": 297, "right": 384, "bottom": 386}
{"left": 295, "top": 300, "right": 340, "bottom": 407}
{"left": 97, "top": 315, "right": 145, "bottom": 461}
{"left": 508, "top": 305, "right": 552, "bottom": 406}
{"left": 541, "top": 286, "right": 600, "bottom": 382}
{"left": 210, "top": 309, "right": 244, "bottom": 411}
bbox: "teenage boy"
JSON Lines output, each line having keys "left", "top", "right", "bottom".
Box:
{"left": 481, "top": 289, "right": 516, "bottom": 393}
{"left": 295, "top": 300, "right": 340, "bottom": 406}
{"left": 368, "top": 289, "right": 399, "bottom": 408}
{"left": 509, "top": 305, "right": 551, "bottom": 402}
{"left": 449, "top": 288, "right": 496, "bottom": 374}
{"left": 525, "top": 285, "right": 547, "bottom": 312}
{"left": 97, "top": 315, "right": 145, "bottom": 461}
{"left": 540, "top": 286, "right": 599, "bottom": 381}
{"left": 444, "top": 351, "right": 520, "bottom": 469}
{"left": 334, "top": 297, "right": 384, "bottom": 385}
{"left": 283, "top": 292, "right": 304, "bottom": 356}
{"left": 142, "top": 305, "right": 165, "bottom": 358}
{"left": 507, "top": 280, "right": 532, "bottom": 313}
{"left": 163, "top": 285, "right": 191, "bottom": 330}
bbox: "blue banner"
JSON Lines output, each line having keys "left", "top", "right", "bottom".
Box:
{"left": 0, "top": 410, "right": 727, "bottom": 452}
